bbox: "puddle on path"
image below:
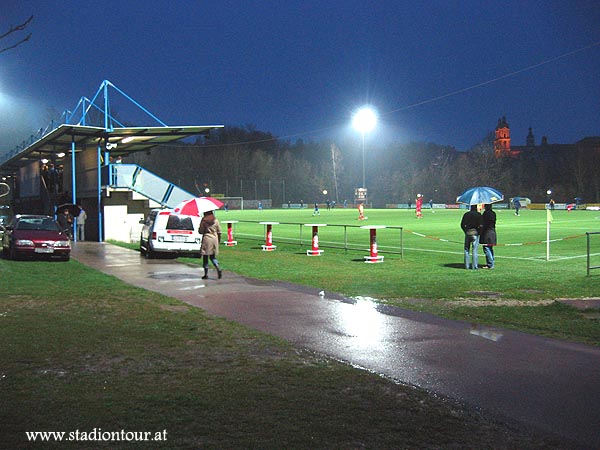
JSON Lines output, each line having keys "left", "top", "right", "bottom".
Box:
{"left": 148, "top": 271, "right": 200, "bottom": 280}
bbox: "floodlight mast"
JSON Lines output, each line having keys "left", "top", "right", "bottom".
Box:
{"left": 352, "top": 107, "right": 377, "bottom": 190}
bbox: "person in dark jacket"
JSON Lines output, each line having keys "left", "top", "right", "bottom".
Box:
{"left": 481, "top": 203, "right": 497, "bottom": 269}
{"left": 57, "top": 208, "right": 73, "bottom": 240}
{"left": 460, "top": 204, "right": 482, "bottom": 269}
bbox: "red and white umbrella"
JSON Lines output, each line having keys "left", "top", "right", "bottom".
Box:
{"left": 172, "top": 197, "right": 224, "bottom": 216}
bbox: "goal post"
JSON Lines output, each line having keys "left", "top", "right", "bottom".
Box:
{"left": 218, "top": 197, "right": 244, "bottom": 210}
{"left": 587, "top": 232, "right": 600, "bottom": 276}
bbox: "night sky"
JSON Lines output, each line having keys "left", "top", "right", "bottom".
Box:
{"left": 1, "top": 0, "right": 599, "bottom": 153}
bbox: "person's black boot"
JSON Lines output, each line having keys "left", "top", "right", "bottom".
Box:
{"left": 202, "top": 268, "right": 208, "bottom": 279}
{"left": 217, "top": 267, "right": 222, "bottom": 279}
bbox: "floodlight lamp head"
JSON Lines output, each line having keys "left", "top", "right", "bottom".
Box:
{"left": 352, "top": 107, "right": 377, "bottom": 133}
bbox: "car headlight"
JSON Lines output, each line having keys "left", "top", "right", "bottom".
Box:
{"left": 54, "top": 241, "right": 71, "bottom": 247}
{"left": 15, "top": 239, "right": 34, "bottom": 246}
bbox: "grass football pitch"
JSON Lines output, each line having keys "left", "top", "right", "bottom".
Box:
{"left": 207, "top": 207, "right": 600, "bottom": 303}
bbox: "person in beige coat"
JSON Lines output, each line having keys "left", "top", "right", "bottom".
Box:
{"left": 199, "top": 210, "right": 222, "bottom": 279}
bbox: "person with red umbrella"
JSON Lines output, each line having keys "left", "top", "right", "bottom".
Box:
{"left": 199, "top": 210, "right": 222, "bottom": 279}
{"left": 173, "top": 197, "right": 224, "bottom": 216}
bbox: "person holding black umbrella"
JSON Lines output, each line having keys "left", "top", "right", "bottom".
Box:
{"left": 460, "top": 205, "right": 482, "bottom": 270}
{"left": 481, "top": 204, "right": 497, "bottom": 269}
{"left": 57, "top": 208, "right": 73, "bottom": 240}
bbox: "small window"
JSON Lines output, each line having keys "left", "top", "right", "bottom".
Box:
{"left": 166, "top": 215, "right": 194, "bottom": 231}
{"left": 146, "top": 211, "right": 158, "bottom": 225}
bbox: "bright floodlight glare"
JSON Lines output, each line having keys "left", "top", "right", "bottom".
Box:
{"left": 352, "top": 107, "right": 377, "bottom": 133}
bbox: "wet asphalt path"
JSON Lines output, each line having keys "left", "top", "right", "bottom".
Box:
{"left": 72, "top": 242, "right": 600, "bottom": 449}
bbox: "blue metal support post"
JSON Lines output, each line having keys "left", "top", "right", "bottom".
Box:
{"left": 97, "top": 143, "right": 103, "bottom": 242}
{"left": 71, "top": 134, "right": 77, "bottom": 241}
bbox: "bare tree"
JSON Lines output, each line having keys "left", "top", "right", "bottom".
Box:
{"left": 0, "top": 15, "right": 33, "bottom": 54}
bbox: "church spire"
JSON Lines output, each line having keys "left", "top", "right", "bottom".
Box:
{"left": 494, "top": 116, "right": 511, "bottom": 157}
{"left": 526, "top": 127, "right": 535, "bottom": 147}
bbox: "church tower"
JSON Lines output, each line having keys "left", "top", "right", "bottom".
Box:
{"left": 526, "top": 127, "right": 535, "bottom": 147}
{"left": 494, "top": 116, "right": 511, "bottom": 158}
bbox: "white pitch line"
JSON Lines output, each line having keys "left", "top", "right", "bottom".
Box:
{"left": 403, "top": 246, "right": 599, "bottom": 262}
{"left": 405, "top": 246, "right": 463, "bottom": 256}
{"left": 544, "top": 252, "right": 600, "bottom": 261}
{"left": 401, "top": 247, "right": 550, "bottom": 262}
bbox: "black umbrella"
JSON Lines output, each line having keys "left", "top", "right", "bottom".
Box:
{"left": 456, "top": 186, "right": 504, "bottom": 205}
{"left": 57, "top": 203, "right": 81, "bottom": 216}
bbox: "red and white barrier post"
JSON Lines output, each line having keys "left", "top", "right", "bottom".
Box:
{"left": 221, "top": 220, "right": 238, "bottom": 246}
{"left": 304, "top": 224, "right": 326, "bottom": 256}
{"left": 361, "top": 225, "right": 386, "bottom": 263}
{"left": 260, "top": 222, "right": 279, "bottom": 251}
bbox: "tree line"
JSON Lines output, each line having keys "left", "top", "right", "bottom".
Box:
{"left": 130, "top": 126, "right": 600, "bottom": 207}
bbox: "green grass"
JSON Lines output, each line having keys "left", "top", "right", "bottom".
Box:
{"left": 218, "top": 206, "right": 599, "bottom": 264}
{"left": 170, "top": 207, "right": 600, "bottom": 345}
{"left": 0, "top": 259, "right": 567, "bottom": 449}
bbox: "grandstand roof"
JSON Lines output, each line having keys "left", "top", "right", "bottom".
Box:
{"left": 0, "top": 124, "right": 222, "bottom": 174}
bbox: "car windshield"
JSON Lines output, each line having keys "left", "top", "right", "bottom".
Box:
{"left": 16, "top": 218, "right": 60, "bottom": 232}
{"left": 166, "top": 215, "right": 194, "bottom": 231}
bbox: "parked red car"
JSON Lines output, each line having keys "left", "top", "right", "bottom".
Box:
{"left": 2, "top": 215, "right": 71, "bottom": 261}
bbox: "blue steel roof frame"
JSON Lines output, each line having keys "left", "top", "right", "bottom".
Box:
{"left": 65, "top": 80, "right": 168, "bottom": 130}
{"left": 0, "top": 79, "right": 224, "bottom": 173}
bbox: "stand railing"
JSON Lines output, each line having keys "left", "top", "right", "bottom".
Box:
{"left": 101, "top": 164, "right": 195, "bottom": 208}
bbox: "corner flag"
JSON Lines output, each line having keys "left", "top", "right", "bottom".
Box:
{"left": 546, "top": 208, "right": 553, "bottom": 261}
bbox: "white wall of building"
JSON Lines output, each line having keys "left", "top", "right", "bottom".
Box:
{"left": 103, "top": 205, "right": 144, "bottom": 243}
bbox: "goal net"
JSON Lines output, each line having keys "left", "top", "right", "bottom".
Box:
{"left": 218, "top": 197, "right": 245, "bottom": 210}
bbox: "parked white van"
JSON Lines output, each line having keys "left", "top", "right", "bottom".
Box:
{"left": 139, "top": 209, "right": 202, "bottom": 258}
